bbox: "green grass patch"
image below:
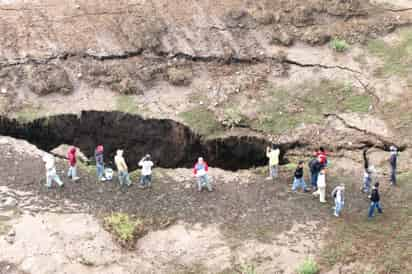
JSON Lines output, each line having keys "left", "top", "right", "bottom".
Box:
{"left": 367, "top": 29, "right": 412, "bottom": 77}
{"left": 14, "top": 105, "right": 45, "bottom": 123}
{"left": 330, "top": 38, "right": 349, "bottom": 52}
{"left": 103, "top": 213, "right": 145, "bottom": 249}
{"left": 296, "top": 258, "right": 319, "bottom": 274}
{"left": 250, "top": 80, "right": 372, "bottom": 134}
{"left": 116, "top": 95, "right": 139, "bottom": 114}
{"left": 179, "top": 107, "right": 223, "bottom": 137}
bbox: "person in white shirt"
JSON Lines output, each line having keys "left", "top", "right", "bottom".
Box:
{"left": 266, "top": 145, "right": 280, "bottom": 181}
{"left": 313, "top": 168, "right": 327, "bottom": 203}
{"left": 332, "top": 184, "right": 345, "bottom": 217}
{"left": 138, "top": 154, "right": 154, "bottom": 189}
{"left": 43, "top": 154, "right": 64, "bottom": 188}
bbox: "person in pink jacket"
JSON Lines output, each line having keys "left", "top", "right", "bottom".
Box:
{"left": 193, "top": 157, "right": 212, "bottom": 192}
{"left": 67, "top": 147, "right": 80, "bottom": 182}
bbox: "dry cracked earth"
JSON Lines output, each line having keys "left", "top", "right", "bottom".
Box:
{"left": 1, "top": 0, "right": 412, "bottom": 274}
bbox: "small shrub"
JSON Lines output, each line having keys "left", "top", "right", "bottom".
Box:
{"left": 240, "top": 264, "right": 257, "bottom": 274}
{"left": 221, "top": 108, "right": 246, "bottom": 128}
{"left": 167, "top": 67, "right": 193, "bottom": 86}
{"left": 296, "top": 258, "right": 319, "bottom": 274}
{"left": 104, "top": 213, "right": 145, "bottom": 248}
{"left": 330, "top": 38, "right": 349, "bottom": 52}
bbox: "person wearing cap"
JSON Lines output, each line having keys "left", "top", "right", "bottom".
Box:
{"left": 193, "top": 157, "right": 212, "bottom": 192}
{"left": 95, "top": 145, "right": 105, "bottom": 182}
{"left": 266, "top": 144, "right": 280, "bottom": 181}
{"left": 67, "top": 147, "right": 80, "bottom": 182}
{"left": 292, "top": 160, "right": 308, "bottom": 192}
{"left": 313, "top": 168, "right": 327, "bottom": 203}
{"left": 368, "top": 182, "right": 383, "bottom": 218}
{"left": 331, "top": 184, "right": 345, "bottom": 217}
{"left": 138, "top": 154, "right": 154, "bottom": 189}
{"left": 43, "top": 154, "right": 64, "bottom": 188}
{"left": 114, "top": 149, "right": 131, "bottom": 187}
{"left": 389, "top": 146, "right": 398, "bottom": 186}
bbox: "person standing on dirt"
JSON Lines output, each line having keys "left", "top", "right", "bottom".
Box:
{"left": 313, "top": 168, "right": 327, "bottom": 203}
{"left": 368, "top": 182, "right": 383, "bottom": 218}
{"left": 114, "top": 149, "right": 132, "bottom": 187}
{"left": 389, "top": 146, "right": 398, "bottom": 186}
{"left": 332, "top": 184, "right": 345, "bottom": 217}
{"left": 138, "top": 154, "right": 154, "bottom": 189}
{"left": 67, "top": 147, "right": 80, "bottom": 182}
{"left": 266, "top": 144, "right": 280, "bottom": 181}
{"left": 292, "top": 161, "right": 308, "bottom": 192}
{"left": 95, "top": 145, "right": 105, "bottom": 182}
{"left": 362, "top": 149, "right": 372, "bottom": 193}
{"left": 43, "top": 154, "right": 64, "bottom": 188}
{"left": 309, "top": 152, "right": 322, "bottom": 191}
{"left": 193, "top": 157, "right": 212, "bottom": 192}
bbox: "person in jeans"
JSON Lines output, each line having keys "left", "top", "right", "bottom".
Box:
{"left": 317, "top": 147, "right": 327, "bottom": 168}
{"left": 193, "top": 157, "right": 212, "bottom": 192}
{"left": 43, "top": 154, "right": 64, "bottom": 188}
{"left": 368, "top": 182, "right": 383, "bottom": 218}
{"left": 292, "top": 161, "right": 308, "bottom": 192}
{"left": 308, "top": 152, "right": 322, "bottom": 191}
{"left": 389, "top": 146, "right": 398, "bottom": 186}
{"left": 138, "top": 154, "right": 154, "bottom": 189}
{"left": 313, "top": 168, "right": 327, "bottom": 203}
{"left": 95, "top": 145, "right": 105, "bottom": 182}
{"left": 114, "top": 149, "right": 131, "bottom": 187}
{"left": 266, "top": 145, "right": 280, "bottom": 181}
{"left": 67, "top": 147, "right": 80, "bottom": 181}
{"left": 331, "top": 184, "right": 345, "bottom": 217}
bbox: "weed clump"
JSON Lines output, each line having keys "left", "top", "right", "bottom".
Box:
{"left": 330, "top": 38, "right": 349, "bottom": 52}
{"left": 104, "top": 213, "right": 145, "bottom": 249}
{"left": 296, "top": 258, "right": 319, "bottom": 274}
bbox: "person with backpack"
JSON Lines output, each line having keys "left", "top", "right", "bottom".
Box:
{"left": 43, "top": 154, "right": 64, "bottom": 188}
{"left": 193, "top": 157, "right": 212, "bottom": 192}
{"left": 266, "top": 144, "right": 280, "bottom": 181}
{"left": 67, "top": 147, "right": 80, "bottom": 182}
{"left": 313, "top": 168, "right": 327, "bottom": 203}
{"left": 309, "top": 152, "right": 322, "bottom": 191}
{"left": 368, "top": 182, "right": 383, "bottom": 218}
{"left": 292, "top": 161, "right": 308, "bottom": 192}
{"left": 138, "top": 154, "right": 154, "bottom": 189}
{"left": 331, "top": 184, "right": 345, "bottom": 217}
{"left": 114, "top": 149, "right": 132, "bottom": 187}
{"left": 389, "top": 146, "right": 398, "bottom": 186}
{"left": 95, "top": 145, "right": 106, "bottom": 182}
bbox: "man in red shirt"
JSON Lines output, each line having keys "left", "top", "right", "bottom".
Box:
{"left": 317, "top": 147, "right": 327, "bottom": 167}
{"left": 67, "top": 147, "right": 80, "bottom": 182}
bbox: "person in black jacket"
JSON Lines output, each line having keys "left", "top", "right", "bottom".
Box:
{"left": 389, "top": 146, "right": 398, "bottom": 186}
{"left": 309, "top": 152, "right": 322, "bottom": 191}
{"left": 292, "top": 161, "right": 308, "bottom": 192}
{"left": 368, "top": 182, "right": 383, "bottom": 218}
{"left": 362, "top": 149, "right": 372, "bottom": 193}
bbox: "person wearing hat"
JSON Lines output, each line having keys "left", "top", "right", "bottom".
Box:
{"left": 138, "top": 154, "right": 154, "bottom": 189}
{"left": 95, "top": 145, "right": 105, "bottom": 182}
{"left": 193, "top": 157, "right": 212, "bottom": 192}
{"left": 368, "top": 182, "right": 383, "bottom": 218}
{"left": 292, "top": 160, "right": 308, "bottom": 192}
{"left": 389, "top": 146, "right": 398, "bottom": 186}
{"left": 331, "top": 184, "right": 345, "bottom": 217}
{"left": 114, "top": 149, "right": 131, "bottom": 187}
{"left": 266, "top": 144, "right": 280, "bottom": 181}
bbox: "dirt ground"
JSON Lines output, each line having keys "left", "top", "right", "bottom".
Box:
{"left": 1, "top": 135, "right": 409, "bottom": 274}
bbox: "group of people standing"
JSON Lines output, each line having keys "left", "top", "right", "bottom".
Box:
{"left": 42, "top": 145, "right": 213, "bottom": 192}
{"left": 266, "top": 145, "right": 399, "bottom": 219}
{"left": 42, "top": 142, "right": 398, "bottom": 219}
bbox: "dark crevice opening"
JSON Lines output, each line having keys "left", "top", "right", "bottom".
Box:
{"left": 0, "top": 111, "right": 300, "bottom": 171}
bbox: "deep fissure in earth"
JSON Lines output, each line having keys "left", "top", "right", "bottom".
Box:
{"left": 0, "top": 111, "right": 299, "bottom": 171}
